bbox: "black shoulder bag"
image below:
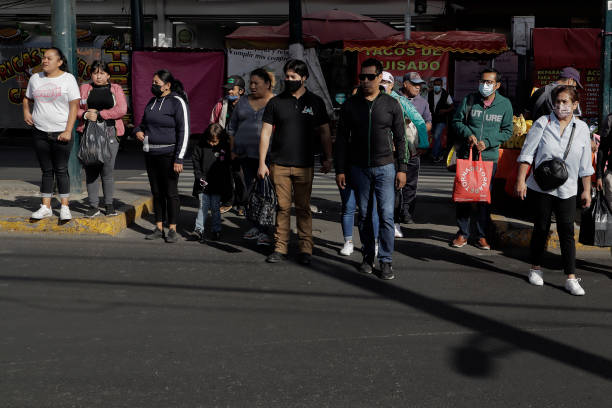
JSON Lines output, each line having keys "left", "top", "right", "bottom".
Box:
{"left": 533, "top": 122, "right": 576, "bottom": 191}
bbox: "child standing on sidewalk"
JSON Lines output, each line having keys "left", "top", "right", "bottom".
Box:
{"left": 192, "top": 123, "right": 232, "bottom": 243}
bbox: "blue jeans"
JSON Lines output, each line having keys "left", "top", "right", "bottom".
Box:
{"left": 432, "top": 122, "right": 446, "bottom": 159}
{"left": 339, "top": 184, "right": 379, "bottom": 242}
{"left": 195, "top": 193, "right": 221, "bottom": 233}
{"left": 350, "top": 163, "right": 396, "bottom": 264}
{"left": 456, "top": 162, "right": 497, "bottom": 240}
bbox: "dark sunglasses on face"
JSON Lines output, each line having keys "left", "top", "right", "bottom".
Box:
{"left": 359, "top": 73, "right": 378, "bottom": 81}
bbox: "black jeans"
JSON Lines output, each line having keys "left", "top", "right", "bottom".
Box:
{"left": 32, "top": 128, "right": 73, "bottom": 198}
{"left": 145, "top": 153, "right": 180, "bottom": 225}
{"left": 529, "top": 189, "right": 576, "bottom": 275}
{"left": 396, "top": 155, "right": 420, "bottom": 222}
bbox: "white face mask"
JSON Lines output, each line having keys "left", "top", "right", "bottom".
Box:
{"left": 554, "top": 104, "right": 573, "bottom": 119}
{"left": 478, "top": 82, "right": 495, "bottom": 97}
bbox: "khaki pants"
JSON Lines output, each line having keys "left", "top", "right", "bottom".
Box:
{"left": 270, "top": 164, "right": 314, "bottom": 255}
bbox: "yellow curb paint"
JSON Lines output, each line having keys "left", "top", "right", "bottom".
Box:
{"left": 0, "top": 197, "right": 153, "bottom": 236}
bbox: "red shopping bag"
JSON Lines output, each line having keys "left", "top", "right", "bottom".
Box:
{"left": 452, "top": 149, "right": 494, "bottom": 203}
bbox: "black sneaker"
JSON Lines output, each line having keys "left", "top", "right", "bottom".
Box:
{"left": 211, "top": 231, "right": 221, "bottom": 241}
{"left": 266, "top": 251, "right": 287, "bottom": 263}
{"left": 297, "top": 253, "right": 311, "bottom": 265}
{"left": 380, "top": 262, "right": 395, "bottom": 280}
{"left": 145, "top": 227, "right": 164, "bottom": 240}
{"left": 358, "top": 261, "right": 373, "bottom": 274}
{"left": 105, "top": 204, "right": 118, "bottom": 216}
{"left": 84, "top": 206, "right": 100, "bottom": 218}
{"left": 165, "top": 229, "right": 179, "bottom": 243}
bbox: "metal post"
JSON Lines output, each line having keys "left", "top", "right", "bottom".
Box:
{"left": 52, "top": 0, "right": 81, "bottom": 193}
{"left": 404, "top": 0, "right": 411, "bottom": 40}
{"left": 288, "top": 0, "right": 304, "bottom": 59}
{"left": 131, "top": 0, "right": 144, "bottom": 51}
{"left": 600, "top": 0, "right": 612, "bottom": 126}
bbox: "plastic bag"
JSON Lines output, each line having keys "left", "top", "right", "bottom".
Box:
{"left": 452, "top": 149, "right": 494, "bottom": 203}
{"left": 246, "top": 175, "right": 277, "bottom": 227}
{"left": 579, "top": 191, "right": 612, "bottom": 247}
{"left": 78, "top": 121, "right": 113, "bottom": 166}
{"left": 446, "top": 145, "right": 457, "bottom": 173}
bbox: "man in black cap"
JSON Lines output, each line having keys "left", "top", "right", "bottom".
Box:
{"left": 210, "top": 75, "right": 246, "bottom": 214}
{"left": 398, "top": 71, "right": 432, "bottom": 224}
{"left": 527, "top": 67, "right": 583, "bottom": 121}
{"left": 210, "top": 75, "right": 246, "bottom": 128}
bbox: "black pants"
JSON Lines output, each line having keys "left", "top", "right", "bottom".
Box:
{"left": 396, "top": 155, "right": 419, "bottom": 222}
{"left": 145, "top": 153, "right": 180, "bottom": 225}
{"left": 33, "top": 128, "right": 73, "bottom": 197}
{"left": 529, "top": 189, "right": 576, "bottom": 275}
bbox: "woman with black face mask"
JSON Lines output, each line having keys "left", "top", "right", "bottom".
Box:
{"left": 134, "top": 69, "right": 190, "bottom": 243}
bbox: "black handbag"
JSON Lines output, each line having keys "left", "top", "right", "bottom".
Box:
{"left": 246, "top": 175, "right": 277, "bottom": 227}
{"left": 533, "top": 123, "right": 575, "bottom": 191}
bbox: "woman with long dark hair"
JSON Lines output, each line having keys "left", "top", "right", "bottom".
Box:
{"left": 515, "top": 85, "right": 594, "bottom": 296}
{"left": 76, "top": 60, "right": 128, "bottom": 217}
{"left": 134, "top": 69, "right": 189, "bottom": 243}
{"left": 23, "top": 47, "right": 81, "bottom": 221}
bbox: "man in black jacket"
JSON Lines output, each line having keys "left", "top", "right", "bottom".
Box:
{"left": 335, "top": 58, "right": 407, "bottom": 280}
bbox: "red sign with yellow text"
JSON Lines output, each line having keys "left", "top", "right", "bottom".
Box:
{"left": 356, "top": 45, "right": 449, "bottom": 82}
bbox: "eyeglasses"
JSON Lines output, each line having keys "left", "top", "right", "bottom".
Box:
{"left": 479, "top": 79, "right": 496, "bottom": 85}
{"left": 359, "top": 73, "right": 378, "bottom": 81}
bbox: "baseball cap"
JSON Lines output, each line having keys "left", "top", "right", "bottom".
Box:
{"left": 403, "top": 72, "right": 426, "bottom": 85}
{"left": 223, "top": 75, "right": 245, "bottom": 90}
{"left": 381, "top": 71, "right": 395, "bottom": 83}
{"left": 559, "top": 67, "right": 583, "bottom": 89}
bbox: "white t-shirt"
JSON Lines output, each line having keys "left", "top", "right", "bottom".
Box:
{"left": 26, "top": 72, "right": 80, "bottom": 132}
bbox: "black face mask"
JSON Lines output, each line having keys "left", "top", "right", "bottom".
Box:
{"left": 151, "top": 84, "right": 163, "bottom": 97}
{"left": 284, "top": 79, "right": 302, "bottom": 93}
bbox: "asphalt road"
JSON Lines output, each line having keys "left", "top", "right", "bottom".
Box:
{"left": 1, "top": 229, "right": 611, "bottom": 407}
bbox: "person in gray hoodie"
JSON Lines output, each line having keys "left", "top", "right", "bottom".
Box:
{"left": 134, "top": 69, "right": 189, "bottom": 243}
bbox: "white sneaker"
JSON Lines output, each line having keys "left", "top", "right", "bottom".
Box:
{"left": 31, "top": 204, "right": 52, "bottom": 219}
{"left": 565, "top": 278, "right": 585, "bottom": 296}
{"left": 339, "top": 241, "right": 354, "bottom": 256}
{"left": 528, "top": 269, "right": 543, "bottom": 286}
{"left": 394, "top": 223, "right": 403, "bottom": 238}
{"left": 59, "top": 205, "right": 72, "bottom": 221}
{"left": 243, "top": 227, "right": 260, "bottom": 240}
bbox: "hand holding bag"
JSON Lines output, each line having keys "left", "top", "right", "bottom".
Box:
{"left": 579, "top": 190, "right": 612, "bottom": 247}
{"left": 452, "top": 148, "right": 494, "bottom": 203}
{"left": 533, "top": 123, "right": 575, "bottom": 191}
{"left": 78, "top": 120, "right": 113, "bottom": 166}
{"left": 246, "top": 175, "right": 277, "bottom": 227}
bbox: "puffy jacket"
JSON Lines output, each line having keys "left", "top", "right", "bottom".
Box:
{"left": 451, "top": 91, "right": 513, "bottom": 163}
{"left": 335, "top": 91, "right": 407, "bottom": 174}
{"left": 134, "top": 92, "right": 190, "bottom": 164}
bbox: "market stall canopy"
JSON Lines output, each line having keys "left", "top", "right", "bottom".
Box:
{"left": 226, "top": 9, "right": 400, "bottom": 48}
{"left": 344, "top": 31, "right": 508, "bottom": 54}
{"left": 533, "top": 28, "right": 600, "bottom": 69}
{"left": 275, "top": 10, "right": 400, "bottom": 44}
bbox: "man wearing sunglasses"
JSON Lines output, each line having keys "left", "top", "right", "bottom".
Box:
{"left": 335, "top": 58, "right": 408, "bottom": 280}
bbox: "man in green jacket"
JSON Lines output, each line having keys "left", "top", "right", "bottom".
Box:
{"left": 450, "top": 68, "right": 513, "bottom": 250}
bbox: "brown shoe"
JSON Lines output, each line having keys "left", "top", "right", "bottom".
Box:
{"left": 220, "top": 205, "right": 232, "bottom": 214}
{"left": 452, "top": 235, "right": 468, "bottom": 248}
{"left": 475, "top": 237, "right": 491, "bottom": 250}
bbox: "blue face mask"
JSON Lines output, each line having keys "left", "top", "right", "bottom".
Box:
{"left": 433, "top": 85, "right": 441, "bottom": 93}
{"left": 226, "top": 94, "right": 239, "bottom": 101}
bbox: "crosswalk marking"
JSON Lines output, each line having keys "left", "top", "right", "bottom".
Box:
{"left": 126, "top": 162, "right": 455, "bottom": 199}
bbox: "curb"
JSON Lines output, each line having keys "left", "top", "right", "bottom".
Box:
{"left": 491, "top": 215, "right": 609, "bottom": 251}
{"left": 0, "top": 197, "right": 153, "bottom": 236}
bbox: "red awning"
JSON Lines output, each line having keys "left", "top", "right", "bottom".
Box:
{"left": 533, "top": 28, "right": 601, "bottom": 69}
{"left": 344, "top": 31, "right": 508, "bottom": 54}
